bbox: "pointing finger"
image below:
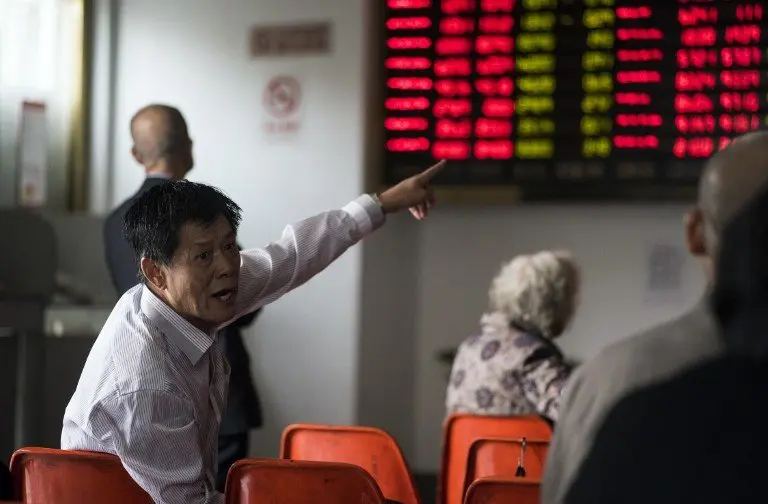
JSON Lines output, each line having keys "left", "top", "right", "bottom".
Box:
{"left": 419, "top": 160, "right": 446, "bottom": 181}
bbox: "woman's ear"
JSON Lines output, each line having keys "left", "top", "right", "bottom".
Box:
{"left": 140, "top": 257, "right": 166, "bottom": 290}
{"left": 684, "top": 208, "right": 708, "bottom": 257}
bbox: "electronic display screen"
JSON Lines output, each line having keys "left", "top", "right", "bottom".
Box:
{"left": 382, "top": 0, "right": 767, "bottom": 200}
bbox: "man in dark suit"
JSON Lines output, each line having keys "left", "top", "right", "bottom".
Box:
{"left": 542, "top": 131, "right": 768, "bottom": 503}
{"left": 103, "top": 104, "right": 263, "bottom": 491}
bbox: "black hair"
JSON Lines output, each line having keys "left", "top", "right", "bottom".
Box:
{"left": 123, "top": 181, "right": 242, "bottom": 266}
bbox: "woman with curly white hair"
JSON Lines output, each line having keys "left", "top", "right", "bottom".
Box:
{"left": 445, "top": 250, "right": 579, "bottom": 423}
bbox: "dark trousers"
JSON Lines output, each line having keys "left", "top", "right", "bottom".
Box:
{"left": 216, "top": 432, "right": 249, "bottom": 492}
{"left": 0, "top": 462, "right": 11, "bottom": 500}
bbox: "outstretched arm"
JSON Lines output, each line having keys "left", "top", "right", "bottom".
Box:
{"left": 230, "top": 195, "right": 383, "bottom": 319}
{"left": 226, "top": 160, "right": 446, "bottom": 322}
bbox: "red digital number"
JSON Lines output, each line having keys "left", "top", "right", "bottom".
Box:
{"left": 677, "top": 49, "right": 719, "bottom": 68}
{"left": 386, "top": 17, "right": 432, "bottom": 30}
{"left": 385, "top": 117, "right": 429, "bottom": 131}
{"left": 721, "top": 47, "right": 760, "bottom": 67}
{"left": 435, "top": 80, "right": 472, "bottom": 96}
{"left": 481, "top": 0, "right": 514, "bottom": 12}
{"left": 616, "top": 114, "right": 663, "bottom": 127}
{"left": 387, "top": 77, "right": 433, "bottom": 90}
{"left": 432, "top": 141, "right": 470, "bottom": 159}
{"left": 724, "top": 25, "right": 760, "bottom": 44}
{"left": 673, "top": 138, "right": 714, "bottom": 158}
{"left": 720, "top": 70, "right": 760, "bottom": 90}
{"left": 387, "top": 138, "right": 430, "bottom": 152}
{"left": 616, "top": 6, "right": 652, "bottom": 19}
{"left": 436, "top": 119, "right": 472, "bottom": 138}
{"left": 678, "top": 6, "right": 717, "bottom": 25}
{"left": 475, "top": 140, "right": 513, "bottom": 159}
{"left": 441, "top": 0, "right": 475, "bottom": 15}
{"left": 439, "top": 17, "right": 474, "bottom": 34}
{"left": 617, "top": 71, "right": 661, "bottom": 84}
{"left": 614, "top": 136, "right": 660, "bottom": 149}
{"left": 617, "top": 28, "right": 663, "bottom": 40}
{"left": 386, "top": 57, "right": 431, "bottom": 70}
{"left": 675, "top": 115, "right": 715, "bottom": 134}
{"left": 476, "top": 55, "right": 514, "bottom": 75}
{"left": 616, "top": 93, "right": 651, "bottom": 106}
{"left": 385, "top": 97, "right": 430, "bottom": 111}
{"left": 436, "top": 37, "right": 472, "bottom": 55}
{"left": 675, "top": 94, "right": 714, "bottom": 113}
{"left": 387, "top": 37, "right": 432, "bottom": 49}
{"left": 434, "top": 99, "right": 473, "bottom": 117}
{"left": 479, "top": 15, "right": 514, "bottom": 32}
{"left": 675, "top": 71, "right": 716, "bottom": 91}
{"left": 681, "top": 27, "right": 717, "bottom": 46}
{"left": 736, "top": 4, "right": 763, "bottom": 21}
{"left": 720, "top": 92, "right": 759, "bottom": 112}
{"left": 617, "top": 49, "right": 663, "bottom": 62}
{"left": 475, "top": 35, "right": 514, "bottom": 54}
{"left": 388, "top": 0, "right": 431, "bottom": 8}
{"left": 482, "top": 99, "right": 515, "bottom": 117}
{"left": 475, "top": 119, "right": 513, "bottom": 137}
{"left": 475, "top": 77, "right": 514, "bottom": 96}
{"left": 435, "top": 58, "right": 472, "bottom": 76}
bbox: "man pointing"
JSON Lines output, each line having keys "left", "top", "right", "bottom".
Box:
{"left": 62, "top": 160, "right": 445, "bottom": 503}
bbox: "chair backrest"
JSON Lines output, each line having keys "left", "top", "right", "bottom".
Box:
{"left": 463, "top": 477, "right": 540, "bottom": 504}
{"left": 439, "top": 415, "right": 551, "bottom": 504}
{"left": 463, "top": 438, "right": 549, "bottom": 496}
{"left": 226, "top": 458, "right": 387, "bottom": 504}
{"left": 10, "top": 447, "right": 152, "bottom": 504}
{"left": 281, "top": 423, "right": 420, "bottom": 504}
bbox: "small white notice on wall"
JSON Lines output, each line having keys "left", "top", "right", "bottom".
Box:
{"left": 644, "top": 242, "right": 684, "bottom": 304}
{"left": 16, "top": 101, "right": 48, "bottom": 207}
{"left": 261, "top": 75, "right": 303, "bottom": 141}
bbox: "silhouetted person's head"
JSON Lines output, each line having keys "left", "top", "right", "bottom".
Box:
{"left": 712, "top": 176, "right": 768, "bottom": 357}
{"left": 123, "top": 181, "right": 242, "bottom": 330}
{"left": 685, "top": 131, "right": 768, "bottom": 282}
{"left": 130, "top": 104, "right": 194, "bottom": 180}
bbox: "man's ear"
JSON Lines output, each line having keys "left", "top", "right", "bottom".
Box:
{"left": 684, "top": 208, "right": 707, "bottom": 257}
{"left": 140, "top": 257, "right": 166, "bottom": 290}
{"left": 131, "top": 146, "right": 142, "bottom": 165}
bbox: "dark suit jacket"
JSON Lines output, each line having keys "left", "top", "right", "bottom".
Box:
{"left": 0, "top": 461, "right": 11, "bottom": 500}
{"left": 103, "top": 177, "right": 263, "bottom": 434}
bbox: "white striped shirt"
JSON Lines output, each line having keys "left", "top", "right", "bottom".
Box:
{"left": 61, "top": 195, "right": 384, "bottom": 504}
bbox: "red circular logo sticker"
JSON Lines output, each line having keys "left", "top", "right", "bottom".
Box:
{"left": 263, "top": 76, "right": 301, "bottom": 119}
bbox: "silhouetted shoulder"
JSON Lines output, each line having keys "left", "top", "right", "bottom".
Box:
{"left": 574, "top": 300, "right": 722, "bottom": 399}
{"left": 565, "top": 357, "right": 768, "bottom": 504}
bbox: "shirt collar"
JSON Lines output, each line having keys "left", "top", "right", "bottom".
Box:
{"left": 146, "top": 172, "right": 172, "bottom": 180}
{"left": 139, "top": 285, "right": 215, "bottom": 365}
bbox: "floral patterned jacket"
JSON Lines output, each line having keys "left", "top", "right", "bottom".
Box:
{"left": 445, "top": 312, "right": 573, "bottom": 422}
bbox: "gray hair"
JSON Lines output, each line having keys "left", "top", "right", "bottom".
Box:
{"left": 488, "top": 250, "right": 580, "bottom": 339}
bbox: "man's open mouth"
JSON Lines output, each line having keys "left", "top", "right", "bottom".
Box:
{"left": 212, "top": 288, "right": 236, "bottom": 302}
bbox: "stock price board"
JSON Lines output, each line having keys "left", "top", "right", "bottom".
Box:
{"left": 382, "top": 0, "right": 767, "bottom": 200}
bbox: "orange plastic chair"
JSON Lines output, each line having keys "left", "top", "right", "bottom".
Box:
{"left": 10, "top": 447, "right": 152, "bottom": 504}
{"left": 225, "top": 458, "right": 388, "bottom": 504}
{"left": 463, "top": 438, "right": 549, "bottom": 496}
{"left": 281, "top": 423, "right": 420, "bottom": 504}
{"left": 439, "top": 415, "right": 551, "bottom": 504}
{"left": 464, "top": 477, "right": 540, "bottom": 504}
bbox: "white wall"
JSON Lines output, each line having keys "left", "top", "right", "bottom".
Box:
{"left": 110, "top": 0, "right": 368, "bottom": 456}
{"left": 103, "top": 0, "right": 708, "bottom": 474}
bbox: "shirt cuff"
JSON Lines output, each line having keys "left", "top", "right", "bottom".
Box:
{"left": 342, "top": 194, "right": 386, "bottom": 235}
